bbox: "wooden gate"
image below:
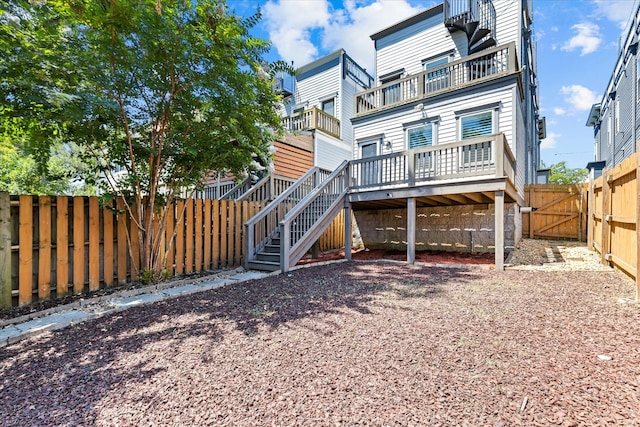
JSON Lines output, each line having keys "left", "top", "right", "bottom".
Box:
{"left": 523, "top": 184, "right": 586, "bottom": 241}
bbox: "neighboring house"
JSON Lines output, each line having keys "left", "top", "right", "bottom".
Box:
{"left": 348, "top": 0, "right": 542, "bottom": 268}
{"left": 245, "top": 0, "right": 544, "bottom": 272}
{"left": 586, "top": 1, "right": 640, "bottom": 179}
{"left": 279, "top": 49, "right": 374, "bottom": 171}
{"left": 198, "top": 49, "right": 372, "bottom": 201}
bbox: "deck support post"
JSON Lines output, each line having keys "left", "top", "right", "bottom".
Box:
{"left": 344, "top": 202, "right": 352, "bottom": 261}
{"left": 495, "top": 190, "right": 504, "bottom": 270}
{"left": 407, "top": 197, "right": 416, "bottom": 265}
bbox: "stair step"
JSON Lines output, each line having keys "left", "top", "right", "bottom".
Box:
{"left": 469, "top": 27, "right": 491, "bottom": 46}
{"left": 264, "top": 244, "right": 281, "bottom": 253}
{"left": 247, "top": 260, "right": 281, "bottom": 272}
{"left": 463, "top": 21, "right": 479, "bottom": 38}
{"left": 256, "top": 252, "right": 280, "bottom": 262}
{"left": 469, "top": 38, "right": 496, "bottom": 55}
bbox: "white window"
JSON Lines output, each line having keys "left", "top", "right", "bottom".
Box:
{"left": 423, "top": 56, "right": 450, "bottom": 93}
{"left": 460, "top": 111, "right": 493, "bottom": 139}
{"left": 459, "top": 111, "right": 493, "bottom": 165}
{"left": 321, "top": 98, "right": 335, "bottom": 116}
{"left": 407, "top": 123, "right": 433, "bottom": 149}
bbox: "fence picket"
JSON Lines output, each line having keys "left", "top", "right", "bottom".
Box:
{"left": 89, "top": 197, "right": 99, "bottom": 291}
{"left": 19, "top": 196, "right": 33, "bottom": 305}
{"left": 73, "top": 196, "right": 84, "bottom": 295}
{"left": 103, "top": 202, "right": 114, "bottom": 287}
{"left": 38, "top": 196, "right": 52, "bottom": 300}
{"left": 56, "top": 197, "right": 69, "bottom": 296}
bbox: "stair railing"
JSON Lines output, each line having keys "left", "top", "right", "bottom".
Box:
{"left": 237, "top": 174, "right": 297, "bottom": 203}
{"left": 245, "top": 166, "right": 332, "bottom": 268}
{"left": 477, "top": 0, "right": 496, "bottom": 42}
{"left": 279, "top": 161, "right": 350, "bottom": 272}
{"left": 219, "top": 176, "right": 253, "bottom": 200}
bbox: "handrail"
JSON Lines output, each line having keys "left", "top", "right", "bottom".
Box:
{"left": 237, "top": 174, "right": 297, "bottom": 203}
{"left": 219, "top": 176, "right": 252, "bottom": 200}
{"left": 355, "top": 42, "right": 517, "bottom": 116}
{"left": 244, "top": 166, "right": 332, "bottom": 267}
{"left": 279, "top": 161, "right": 350, "bottom": 271}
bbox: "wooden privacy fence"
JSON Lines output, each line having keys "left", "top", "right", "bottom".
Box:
{"left": 588, "top": 153, "right": 639, "bottom": 292}
{"left": 1, "top": 193, "right": 346, "bottom": 308}
{"left": 522, "top": 184, "right": 587, "bottom": 241}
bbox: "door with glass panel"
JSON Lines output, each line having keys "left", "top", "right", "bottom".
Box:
{"left": 360, "top": 141, "right": 379, "bottom": 187}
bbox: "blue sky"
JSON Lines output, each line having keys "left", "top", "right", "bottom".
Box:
{"left": 233, "top": 0, "right": 638, "bottom": 170}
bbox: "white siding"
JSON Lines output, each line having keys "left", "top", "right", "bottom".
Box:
{"left": 340, "top": 73, "right": 359, "bottom": 146}
{"left": 375, "top": 12, "right": 463, "bottom": 82}
{"left": 315, "top": 132, "right": 351, "bottom": 170}
{"left": 354, "top": 84, "right": 516, "bottom": 158}
{"left": 493, "top": 0, "right": 521, "bottom": 52}
{"left": 287, "top": 62, "right": 341, "bottom": 117}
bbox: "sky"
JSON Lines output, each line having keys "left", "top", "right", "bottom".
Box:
{"left": 232, "top": 0, "right": 639, "bottom": 170}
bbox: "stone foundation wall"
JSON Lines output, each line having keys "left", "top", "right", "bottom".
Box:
{"left": 353, "top": 203, "right": 517, "bottom": 253}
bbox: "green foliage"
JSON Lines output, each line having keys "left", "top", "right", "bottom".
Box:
{"left": 548, "top": 161, "right": 588, "bottom": 185}
{"left": 1, "top": 0, "right": 288, "bottom": 279}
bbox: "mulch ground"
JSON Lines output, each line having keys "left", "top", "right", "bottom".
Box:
{"left": 1, "top": 262, "right": 639, "bottom": 425}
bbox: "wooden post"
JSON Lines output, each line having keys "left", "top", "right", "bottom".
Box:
{"left": 495, "top": 190, "right": 505, "bottom": 270}
{"left": 56, "top": 196, "right": 69, "bottom": 296}
{"left": 528, "top": 185, "right": 534, "bottom": 239}
{"left": 203, "top": 199, "right": 211, "bottom": 270}
{"left": 0, "top": 192, "right": 11, "bottom": 308}
{"left": 88, "top": 197, "right": 99, "bottom": 291}
{"left": 407, "top": 197, "right": 416, "bottom": 265}
{"left": 195, "top": 198, "right": 203, "bottom": 272}
{"left": 103, "top": 202, "right": 114, "bottom": 287}
{"left": 280, "top": 222, "right": 290, "bottom": 273}
{"left": 344, "top": 205, "right": 352, "bottom": 261}
{"left": 587, "top": 178, "right": 594, "bottom": 250}
{"left": 38, "top": 196, "right": 52, "bottom": 300}
{"left": 116, "top": 197, "right": 128, "bottom": 284}
{"left": 601, "top": 169, "right": 611, "bottom": 266}
{"left": 73, "top": 196, "right": 84, "bottom": 294}
{"left": 636, "top": 140, "right": 640, "bottom": 300}
{"left": 185, "top": 199, "right": 194, "bottom": 273}
{"left": 19, "top": 195, "right": 33, "bottom": 305}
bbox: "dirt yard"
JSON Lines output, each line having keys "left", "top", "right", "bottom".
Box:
{"left": 0, "top": 260, "right": 638, "bottom": 426}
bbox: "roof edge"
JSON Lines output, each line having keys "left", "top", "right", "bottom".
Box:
{"left": 370, "top": 4, "right": 443, "bottom": 41}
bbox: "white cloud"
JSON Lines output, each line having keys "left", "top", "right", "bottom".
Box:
{"left": 561, "top": 22, "right": 602, "bottom": 55}
{"left": 593, "top": 0, "right": 636, "bottom": 28}
{"left": 263, "top": 0, "right": 331, "bottom": 66}
{"left": 262, "top": 0, "right": 424, "bottom": 71}
{"left": 560, "top": 85, "right": 599, "bottom": 111}
{"left": 321, "top": 0, "right": 425, "bottom": 71}
{"left": 553, "top": 107, "right": 566, "bottom": 116}
{"left": 541, "top": 132, "right": 559, "bottom": 150}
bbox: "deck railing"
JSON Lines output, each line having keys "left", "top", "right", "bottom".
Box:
{"left": 355, "top": 42, "right": 517, "bottom": 116}
{"left": 282, "top": 107, "right": 341, "bottom": 139}
{"left": 350, "top": 133, "right": 515, "bottom": 191}
{"left": 193, "top": 181, "right": 237, "bottom": 200}
{"left": 219, "top": 177, "right": 252, "bottom": 200}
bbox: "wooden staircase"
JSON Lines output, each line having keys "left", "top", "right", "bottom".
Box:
{"left": 444, "top": 0, "right": 496, "bottom": 55}
{"left": 245, "top": 162, "right": 350, "bottom": 272}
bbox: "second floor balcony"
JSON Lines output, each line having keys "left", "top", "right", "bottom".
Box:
{"left": 355, "top": 42, "right": 519, "bottom": 117}
{"left": 282, "top": 107, "right": 341, "bottom": 139}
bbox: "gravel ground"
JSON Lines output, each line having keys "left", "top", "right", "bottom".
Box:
{"left": 1, "top": 261, "right": 639, "bottom": 426}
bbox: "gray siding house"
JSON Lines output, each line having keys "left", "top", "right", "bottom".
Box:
{"left": 587, "top": 1, "right": 640, "bottom": 176}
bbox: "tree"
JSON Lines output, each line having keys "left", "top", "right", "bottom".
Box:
{"left": 548, "top": 161, "right": 588, "bottom": 185}
{"left": 2, "top": 0, "right": 289, "bottom": 280}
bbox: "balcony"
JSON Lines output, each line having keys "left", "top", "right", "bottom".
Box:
{"left": 282, "top": 107, "right": 341, "bottom": 139}
{"left": 349, "top": 133, "right": 515, "bottom": 193}
{"left": 355, "top": 42, "right": 518, "bottom": 116}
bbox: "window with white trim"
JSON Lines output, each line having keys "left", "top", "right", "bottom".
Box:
{"left": 423, "top": 56, "right": 450, "bottom": 93}
{"left": 407, "top": 123, "right": 433, "bottom": 149}
{"left": 459, "top": 111, "right": 493, "bottom": 165}
{"left": 321, "top": 98, "right": 335, "bottom": 116}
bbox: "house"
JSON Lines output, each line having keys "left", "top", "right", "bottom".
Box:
{"left": 586, "top": 1, "right": 640, "bottom": 179}
{"left": 348, "top": 0, "right": 542, "bottom": 268}
{"left": 245, "top": 0, "right": 543, "bottom": 272}
{"left": 198, "top": 49, "right": 372, "bottom": 202}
